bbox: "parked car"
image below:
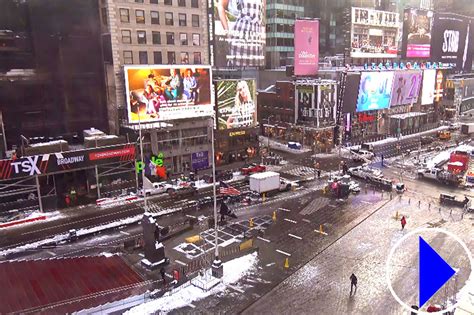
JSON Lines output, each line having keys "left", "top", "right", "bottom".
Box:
{"left": 350, "top": 149, "right": 375, "bottom": 162}
{"left": 139, "top": 182, "right": 175, "bottom": 197}
{"left": 287, "top": 142, "right": 302, "bottom": 150}
{"left": 240, "top": 163, "right": 266, "bottom": 175}
{"left": 202, "top": 170, "right": 234, "bottom": 183}
{"left": 347, "top": 166, "right": 382, "bottom": 179}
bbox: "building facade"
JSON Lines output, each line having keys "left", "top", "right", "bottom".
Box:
{"left": 0, "top": 0, "right": 109, "bottom": 152}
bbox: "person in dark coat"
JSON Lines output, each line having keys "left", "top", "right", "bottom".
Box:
{"left": 220, "top": 201, "right": 229, "bottom": 222}
{"left": 381, "top": 154, "right": 384, "bottom": 167}
{"left": 401, "top": 216, "right": 407, "bottom": 230}
{"left": 160, "top": 267, "right": 167, "bottom": 285}
{"left": 350, "top": 273, "right": 358, "bottom": 295}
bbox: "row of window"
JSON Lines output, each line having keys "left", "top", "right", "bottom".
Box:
{"left": 123, "top": 50, "right": 202, "bottom": 64}
{"left": 266, "top": 37, "right": 294, "bottom": 47}
{"left": 121, "top": 30, "right": 200, "bottom": 46}
{"left": 119, "top": 8, "right": 200, "bottom": 27}
{"left": 135, "top": 0, "right": 199, "bottom": 7}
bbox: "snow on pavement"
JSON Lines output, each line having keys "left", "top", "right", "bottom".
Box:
{"left": 125, "top": 252, "right": 258, "bottom": 315}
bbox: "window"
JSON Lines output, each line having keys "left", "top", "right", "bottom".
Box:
{"left": 123, "top": 51, "right": 133, "bottom": 64}
{"left": 192, "top": 33, "right": 200, "bottom": 46}
{"left": 167, "top": 51, "right": 176, "bottom": 64}
{"left": 178, "top": 0, "right": 186, "bottom": 6}
{"left": 181, "top": 52, "right": 189, "bottom": 64}
{"left": 101, "top": 8, "right": 108, "bottom": 25}
{"left": 165, "top": 12, "right": 173, "bottom": 25}
{"left": 191, "top": 15, "right": 199, "bottom": 27}
{"left": 135, "top": 10, "right": 145, "bottom": 24}
{"left": 119, "top": 8, "right": 130, "bottom": 23}
{"left": 164, "top": 0, "right": 172, "bottom": 4}
{"left": 135, "top": 0, "right": 144, "bottom": 2}
{"left": 178, "top": 14, "right": 187, "bottom": 27}
{"left": 139, "top": 51, "right": 148, "bottom": 64}
{"left": 180, "top": 33, "right": 188, "bottom": 45}
{"left": 151, "top": 11, "right": 159, "bottom": 24}
{"left": 193, "top": 52, "right": 201, "bottom": 64}
{"left": 154, "top": 51, "right": 162, "bottom": 64}
{"left": 121, "top": 30, "right": 132, "bottom": 44}
{"left": 166, "top": 32, "right": 175, "bottom": 45}
{"left": 137, "top": 30, "right": 147, "bottom": 44}
{"left": 152, "top": 31, "right": 161, "bottom": 44}
{"left": 150, "top": 0, "right": 158, "bottom": 3}
{"left": 191, "top": 0, "right": 198, "bottom": 8}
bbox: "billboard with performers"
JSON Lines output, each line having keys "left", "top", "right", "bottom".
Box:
{"left": 125, "top": 65, "right": 212, "bottom": 123}
{"left": 421, "top": 69, "right": 436, "bottom": 105}
{"left": 390, "top": 70, "right": 422, "bottom": 106}
{"left": 431, "top": 13, "right": 470, "bottom": 70}
{"left": 434, "top": 70, "right": 446, "bottom": 103}
{"left": 356, "top": 72, "right": 394, "bottom": 112}
{"left": 294, "top": 19, "right": 319, "bottom": 76}
{"left": 216, "top": 79, "right": 257, "bottom": 130}
{"left": 296, "top": 83, "right": 337, "bottom": 127}
{"left": 213, "top": 0, "right": 266, "bottom": 68}
{"left": 402, "top": 8, "right": 434, "bottom": 58}
{"left": 350, "top": 7, "right": 399, "bottom": 58}
{"left": 0, "top": 144, "right": 136, "bottom": 180}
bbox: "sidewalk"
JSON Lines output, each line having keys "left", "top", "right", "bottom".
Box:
{"left": 259, "top": 136, "right": 313, "bottom": 154}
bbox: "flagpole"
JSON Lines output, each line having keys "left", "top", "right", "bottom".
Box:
{"left": 211, "top": 117, "right": 218, "bottom": 258}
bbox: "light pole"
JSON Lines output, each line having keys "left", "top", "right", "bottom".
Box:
{"left": 266, "top": 115, "right": 274, "bottom": 153}
{"left": 210, "top": 116, "right": 223, "bottom": 278}
{"left": 138, "top": 110, "right": 148, "bottom": 212}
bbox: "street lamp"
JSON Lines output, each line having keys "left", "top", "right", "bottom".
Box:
{"left": 265, "top": 115, "right": 274, "bottom": 153}
{"left": 137, "top": 109, "right": 148, "bottom": 212}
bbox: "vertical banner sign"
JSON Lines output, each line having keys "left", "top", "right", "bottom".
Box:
{"left": 294, "top": 19, "right": 319, "bottom": 76}
{"left": 296, "top": 85, "right": 315, "bottom": 125}
{"left": 191, "top": 151, "right": 209, "bottom": 170}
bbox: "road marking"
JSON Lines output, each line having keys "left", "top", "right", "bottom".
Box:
{"left": 328, "top": 204, "right": 337, "bottom": 208}
{"left": 266, "top": 262, "right": 276, "bottom": 267}
{"left": 228, "top": 284, "right": 245, "bottom": 293}
{"left": 175, "top": 259, "right": 187, "bottom": 266}
{"left": 361, "top": 201, "right": 372, "bottom": 205}
{"left": 302, "top": 218, "right": 311, "bottom": 223}
{"left": 120, "top": 231, "right": 130, "bottom": 236}
{"left": 314, "top": 229, "right": 328, "bottom": 236}
{"left": 257, "top": 236, "right": 271, "bottom": 243}
{"left": 279, "top": 208, "right": 291, "bottom": 212}
{"left": 288, "top": 233, "right": 302, "bottom": 240}
{"left": 284, "top": 218, "right": 297, "bottom": 224}
{"left": 186, "top": 214, "right": 197, "bottom": 219}
{"left": 188, "top": 303, "right": 196, "bottom": 309}
{"left": 46, "top": 251, "right": 56, "bottom": 256}
{"left": 138, "top": 253, "right": 144, "bottom": 257}
{"left": 276, "top": 249, "right": 291, "bottom": 257}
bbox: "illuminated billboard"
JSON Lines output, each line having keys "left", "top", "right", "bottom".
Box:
{"left": 294, "top": 19, "right": 319, "bottom": 76}
{"left": 421, "top": 69, "right": 436, "bottom": 105}
{"left": 216, "top": 79, "right": 257, "bottom": 130}
{"left": 213, "top": 0, "right": 266, "bottom": 68}
{"left": 390, "top": 70, "right": 422, "bottom": 106}
{"left": 356, "top": 72, "right": 394, "bottom": 112}
{"left": 431, "top": 13, "right": 470, "bottom": 70}
{"left": 350, "top": 7, "right": 399, "bottom": 58}
{"left": 296, "top": 83, "right": 337, "bottom": 127}
{"left": 402, "top": 8, "right": 434, "bottom": 58}
{"left": 125, "top": 65, "right": 213, "bottom": 123}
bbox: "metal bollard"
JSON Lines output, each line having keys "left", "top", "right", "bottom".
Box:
{"left": 408, "top": 198, "right": 411, "bottom": 204}
{"left": 390, "top": 193, "right": 392, "bottom": 200}
{"left": 428, "top": 203, "right": 431, "bottom": 210}
{"left": 418, "top": 200, "right": 421, "bottom": 208}
{"left": 439, "top": 207, "right": 442, "bottom": 213}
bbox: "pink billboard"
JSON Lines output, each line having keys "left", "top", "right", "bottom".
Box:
{"left": 294, "top": 19, "right": 319, "bottom": 76}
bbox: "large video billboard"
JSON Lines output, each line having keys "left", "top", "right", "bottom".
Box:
{"left": 342, "top": 73, "right": 361, "bottom": 114}
{"left": 390, "top": 70, "right": 422, "bottom": 106}
{"left": 213, "top": 0, "right": 266, "bottom": 68}
{"left": 356, "top": 72, "right": 394, "bottom": 112}
{"left": 216, "top": 79, "right": 257, "bottom": 130}
{"left": 431, "top": 13, "right": 470, "bottom": 70}
{"left": 421, "top": 69, "right": 436, "bottom": 105}
{"left": 402, "top": 9, "right": 434, "bottom": 58}
{"left": 350, "top": 7, "right": 399, "bottom": 58}
{"left": 294, "top": 19, "right": 319, "bottom": 76}
{"left": 125, "top": 65, "right": 213, "bottom": 123}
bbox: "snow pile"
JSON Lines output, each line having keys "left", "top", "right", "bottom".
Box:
{"left": 426, "top": 149, "right": 453, "bottom": 169}
{"left": 125, "top": 252, "right": 258, "bottom": 315}
{"left": 454, "top": 276, "right": 474, "bottom": 315}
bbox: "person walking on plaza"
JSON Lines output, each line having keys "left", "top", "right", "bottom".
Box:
{"left": 381, "top": 154, "right": 384, "bottom": 167}
{"left": 401, "top": 215, "right": 407, "bottom": 230}
{"left": 65, "top": 194, "right": 71, "bottom": 208}
{"left": 160, "top": 267, "right": 167, "bottom": 286}
{"left": 350, "top": 273, "right": 358, "bottom": 295}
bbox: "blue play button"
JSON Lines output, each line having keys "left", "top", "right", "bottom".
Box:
{"left": 419, "top": 236, "right": 456, "bottom": 307}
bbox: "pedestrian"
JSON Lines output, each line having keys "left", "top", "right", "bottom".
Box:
{"left": 350, "top": 273, "right": 358, "bottom": 295}
{"left": 65, "top": 194, "right": 71, "bottom": 208}
{"left": 401, "top": 216, "right": 407, "bottom": 230}
{"left": 381, "top": 154, "right": 384, "bottom": 167}
{"left": 160, "top": 267, "right": 167, "bottom": 286}
{"left": 70, "top": 187, "right": 77, "bottom": 205}
{"left": 317, "top": 169, "right": 321, "bottom": 179}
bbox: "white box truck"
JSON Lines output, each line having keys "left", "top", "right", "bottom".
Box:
{"left": 249, "top": 171, "right": 280, "bottom": 193}
{"left": 461, "top": 123, "right": 474, "bottom": 135}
